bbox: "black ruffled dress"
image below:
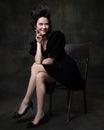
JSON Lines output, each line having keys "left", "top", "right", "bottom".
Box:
{"left": 29, "top": 30, "right": 83, "bottom": 90}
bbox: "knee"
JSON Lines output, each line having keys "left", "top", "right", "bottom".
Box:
{"left": 31, "top": 63, "right": 37, "bottom": 74}
{"left": 36, "top": 72, "right": 46, "bottom": 83}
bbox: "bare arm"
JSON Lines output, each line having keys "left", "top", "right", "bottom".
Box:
{"left": 34, "top": 31, "right": 43, "bottom": 64}
{"left": 34, "top": 30, "right": 55, "bottom": 64}
{"left": 42, "top": 58, "right": 55, "bottom": 64}
{"left": 35, "top": 43, "right": 43, "bottom": 64}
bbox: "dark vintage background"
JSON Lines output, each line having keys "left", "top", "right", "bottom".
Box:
{"left": 0, "top": 0, "right": 104, "bottom": 130}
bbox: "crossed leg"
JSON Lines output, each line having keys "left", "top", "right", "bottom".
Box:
{"left": 17, "top": 63, "right": 55, "bottom": 124}
{"left": 33, "top": 70, "right": 55, "bottom": 124}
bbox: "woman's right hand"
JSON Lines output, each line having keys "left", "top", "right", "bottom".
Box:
{"left": 36, "top": 30, "right": 43, "bottom": 44}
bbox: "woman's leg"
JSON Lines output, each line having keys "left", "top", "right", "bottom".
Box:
{"left": 18, "top": 63, "right": 43, "bottom": 114}
{"left": 32, "top": 69, "right": 55, "bottom": 124}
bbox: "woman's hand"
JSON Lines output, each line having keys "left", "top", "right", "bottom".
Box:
{"left": 34, "top": 30, "right": 44, "bottom": 63}
{"left": 36, "top": 30, "right": 43, "bottom": 44}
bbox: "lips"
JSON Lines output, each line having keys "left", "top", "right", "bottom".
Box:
{"left": 40, "top": 30, "right": 47, "bottom": 35}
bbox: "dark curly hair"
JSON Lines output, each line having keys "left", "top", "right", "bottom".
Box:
{"left": 31, "top": 4, "right": 52, "bottom": 33}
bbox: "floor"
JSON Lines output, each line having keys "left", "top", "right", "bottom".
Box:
{"left": 0, "top": 70, "right": 104, "bottom": 130}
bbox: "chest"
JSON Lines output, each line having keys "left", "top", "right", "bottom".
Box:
{"left": 42, "top": 39, "right": 48, "bottom": 51}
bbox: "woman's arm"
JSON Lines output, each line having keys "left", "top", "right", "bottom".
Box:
{"left": 35, "top": 43, "right": 43, "bottom": 64}
{"left": 34, "top": 31, "right": 43, "bottom": 64}
{"left": 42, "top": 58, "right": 55, "bottom": 64}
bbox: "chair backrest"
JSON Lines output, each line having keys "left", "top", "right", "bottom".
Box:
{"left": 65, "top": 43, "right": 90, "bottom": 80}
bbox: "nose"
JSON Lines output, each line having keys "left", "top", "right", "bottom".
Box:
{"left": 42, "top": 24, "right": 46, "bottom": 28}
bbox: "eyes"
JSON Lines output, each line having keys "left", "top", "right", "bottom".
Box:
{"left": 38, "top": 23, "right": 49, "bottom": 26}
{"left": 36, "top": 17, "right": 49, "bottom": 27}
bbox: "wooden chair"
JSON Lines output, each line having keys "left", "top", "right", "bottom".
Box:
{"left": 48, "top": 43, "right": 90, "bottom": 122}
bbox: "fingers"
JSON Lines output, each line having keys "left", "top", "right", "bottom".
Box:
{"left": 36, "top": 34, "right": 42, "bottom": 43}
{"left": 36, "top": 29, "right": 42, "bottom": 36}
{"left": 36, "top": 30, "right": 43, "bottom": 43}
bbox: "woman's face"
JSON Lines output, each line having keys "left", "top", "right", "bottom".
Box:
{"left": 35, "top": 17, "right": 49, "bottom": 36}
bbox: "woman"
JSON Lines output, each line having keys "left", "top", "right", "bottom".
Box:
{"left": 13, "top": 4, "right": 83, "bottom": 128}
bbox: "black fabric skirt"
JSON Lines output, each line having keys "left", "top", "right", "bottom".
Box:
{"left": 42, "top": 55, "right": 84, "bottom": 90}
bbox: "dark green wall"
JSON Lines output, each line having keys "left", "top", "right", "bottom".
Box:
{"left": 0, "top": 0, "right": 104, "bottom": 94}
{"left": 0, "top": 0, "right": 104, "bottom": 48}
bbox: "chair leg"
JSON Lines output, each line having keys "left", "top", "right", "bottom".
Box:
{"left": 48, "top": 91, "right": 52, "bottom": 116}
{"left": 67, "top": 90, "right": 73, "bottom": 122}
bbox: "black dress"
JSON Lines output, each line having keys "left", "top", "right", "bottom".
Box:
{"left": 29, "top": 30, "right": 83, "bottom": 90}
